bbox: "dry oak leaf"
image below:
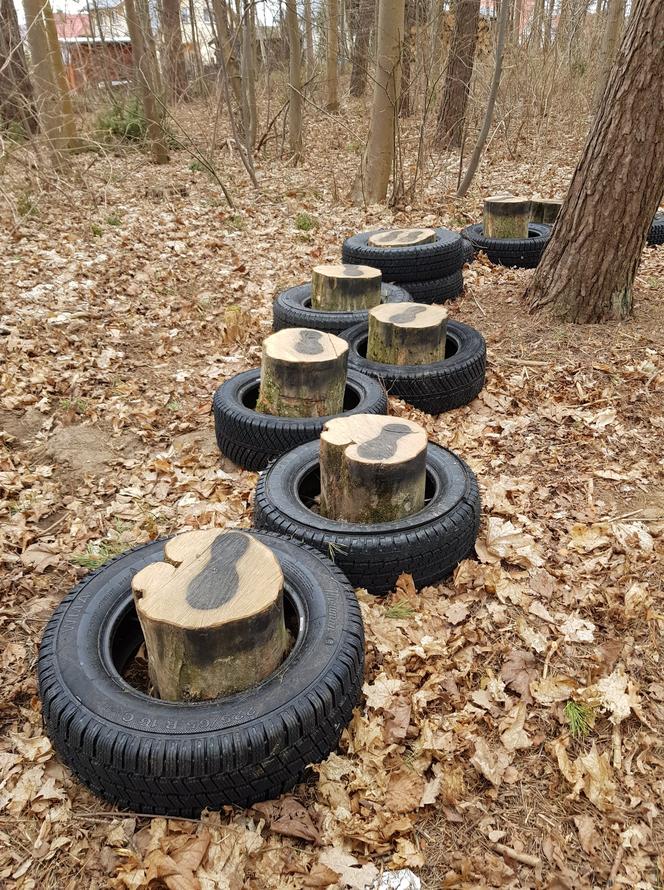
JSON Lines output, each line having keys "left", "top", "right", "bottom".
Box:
{"left": 363, "top": 674, "right": 404, "bottom": 711}
{"left": 552, "top": 740, "right": 616, "bottom": 811}
{"left": 470, "top": 738, "right": 512, "bottom": 788}
{"left": 530, "top": 675, "right": 577, "bottom": 705}
{"left": 499, "top": 702, "right": 531, "bottom": 752}
{"left": 252, "top": 797, "right": 320, "bottom": 843}
{"left": 576, "top": 664, "right": 642, "bottom": 725}
{"left": 385, "top": 768, "right": 426, "bottom": 814}
{"left": 319, "top": 847, "right": 379, "bottom": 890}
{"left": 500, "top": 649, "right": 537, "bottom": 700}
{"left": 573, "top": 814, "right": 600, "bottom": 855}
{"left": 303, "top": 863, "right": 342, "bottom": 888}
{"left": 475, "top": 517, "right": 545, "bottom": 568}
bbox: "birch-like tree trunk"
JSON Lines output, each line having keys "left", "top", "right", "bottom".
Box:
{"left": 326, "top": 0, "right": 340, "bottom": 110}
{"left": 527, "top": 0, "right": 664, "bottom": 322}
{"left": 286, "top": 0, "right": 303, "bottom": 161}
{"left": 352, "top": 0, "right": 405, "bottom": 203}
{"left": 124, "top": 0, "right": 169, "bottom": 163}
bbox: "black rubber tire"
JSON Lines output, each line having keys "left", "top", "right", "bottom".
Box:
{"left": 397, "top": 270, "right": 464, "bottom": 304}
{"left": 461, "top": 237, "right": 475, "bottom": 264}
{"left": 647, "top": 212, "right": 664, "bottom": 246}
{"left": 340, "top": 319, "right": 486, "bottom": 415}
{"left": 38, "top": 533, "right": 364, "bottom": 817}
{"left": 213, "top": 369, "right": 388, "bottom": 472}
{"left": 461, "top": 223, "right": 551, "bottom": 268}
{"left": 254, "top": 442, "right": 481, "bottom": 596}
{"left": 272, "top": 281, "right": 411, "bottom": 333}
{"left": 341, "top": 228, "right": 464, "bottom": 282}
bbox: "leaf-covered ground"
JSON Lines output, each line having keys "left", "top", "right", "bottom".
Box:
{"left": 1, "top": 103, "right": 663, "bottom": 889}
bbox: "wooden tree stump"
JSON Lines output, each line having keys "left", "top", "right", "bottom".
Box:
{"left": 256, "top": 328, "right": 349, "bottom": 418}
{"left": 530, "top": 197, "right": 563, "bottom": 225}
{"left": 319, "top": 414, "right": 428, "bottom": 523}
{"left": 311, "top": 263, "right": 382, "bottom": 311}
{"left": 367, "top": 227, "right": 437, "bottom": 247}
{"left": 367, "top": 302, "right": 448, "bottom": 366}
{"left": 483, "top": 196, "right": 531, "bottom": 239}
{"left": 131, "top": 530, "right": 287, "bottom": 702}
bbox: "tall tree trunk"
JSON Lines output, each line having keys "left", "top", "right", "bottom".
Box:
{"left": 326, "top": 0, "right": 340, "bottom": 110}
{"left": 0, "top": 0, "right": 38, "bottom": 133}
{"left": 286, "top": 0, "right": 303, "bottom": 161}
{"left": 42, "top": 0, "right": 78, "bottom": 146}
{"left": 241, "top": 0, "right": 256, "bottom": 145}
{"left": 527, "top": 0, "right": 664, "bottom": 323}
{"left": 22, "top": 0, "right": 66, "bottom": 164}
{"left": 529, "top": 0, "right": 544, "bottom": 47}
{"left": 161, "top": 0, "right": 187, "bottom": 101}
{"left": 434, "top": 0, "right": 480, "bottom": 149}
{"left": 593, "top": 0, "right": 624, "bottom": 108}
{"left": 456, "top": 0, "right": 510, "bottom": 197}
{"left": 124, "top": 0, "right": 169, "bottom": 163}
{"left": 399, "top": 0, "right": 416, "bottom": 117}
{"left": 349, "top": 0, "right": 374, "bottom": 97}
{"left": 512, "top": 0, "right": 522, "bottom": 41}
{"left": 543, "top": 0, "right": 555, "bottom": 48}
{"left": 304, "top": 0, "right": 315, "bottom": 78}
{"left": 212, "top": 0, "right": 243, "bottom": 108}
{"left": 353, "top": 0, "right": 405, "bottom": 203}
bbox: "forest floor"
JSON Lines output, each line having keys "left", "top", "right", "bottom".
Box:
{"left": 1, "top": 98, "right": 663, "bottom": 890}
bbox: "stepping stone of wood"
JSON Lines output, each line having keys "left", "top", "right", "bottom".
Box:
{"left": 319, "top": 414, "right": 428, "bottom": 523}
{"left": 483, "top": 196, "right": 531, "bottom": 239}
{"left": 367, "top": 227, "right": 437, "bottom": 248}
{"left": 530, "top": 197, "right": 563, "bottom": 225}
{"left": 367, "top": 301, "right": 448, "bottom": 365}
{"left": 256, "top": 328, "right": 349, "bottom": 418}
{"left": 311, "top": 263, "right": 382, "bottom": 311}
{"left": 132, "top": 529, "right": 287, "bottom": 701}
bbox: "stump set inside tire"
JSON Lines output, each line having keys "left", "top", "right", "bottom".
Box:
{"left": 254, "top": 437, "right": 481, "bottom": 596}
{"left": 461, "top": 222, "right": 551, "bottom": 269}
{"left": 342, "top": 227, "right": 467, "bottom": 303}
{"left": 213, "top": 367, "right": 387, "bottom": 471}
{"left": 342, "top": 317, "right": 486, "bottom": 415}
{"left": 38, "top": 533, "right": 364, "bottom": 817}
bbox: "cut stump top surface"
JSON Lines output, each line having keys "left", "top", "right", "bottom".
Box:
{"left": 262, "top": 328, "right": 349, "bottom": 364}
{"left": 321, "top": 414, "right": 428, "bottom": 466}
{"left": 367, "top": 227, "right": 437, "bottom": 248}
{"left": 132, "top": 530, "right": 283, "bottom": 630}
{"left": 312, "top": 263, "right": 382, "bottom": 281}
{"left": 370, "top": 302, "right": 448, "bottom": 327}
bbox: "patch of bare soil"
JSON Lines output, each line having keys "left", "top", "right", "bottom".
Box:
{"left": 0, "top": 101, "right": 663, "bottom": 890}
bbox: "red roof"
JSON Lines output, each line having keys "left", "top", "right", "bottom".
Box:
{"left": 54, "top": 13, "right": 92, "bottom": 38}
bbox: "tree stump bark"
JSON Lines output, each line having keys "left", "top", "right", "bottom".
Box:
{"left": 367, "top": 227, "right": 437, "bottom": 247}
{"left": 367, "top": 302, "right": 448, "bottom": 365}
{"left": 530, "top": 198, "right": 563, "bottom": 225}
{"left": 256, "top": 328, "right": 349, "bottom": 417}
{"left": 483, "top": 196, "right": 531, "bottom": 238}
{"left": 132, "top": 530, "right": 287, "bottom": 701}
{"left": 319, "top": 414, "right": 428, "bottom": 523}
{"left": 312, "top": 263, "right": 382, "bottom": 311}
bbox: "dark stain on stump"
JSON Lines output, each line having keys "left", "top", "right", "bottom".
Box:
{"left": 357, "top": 423, "right": 412, "bottom": 460}
{"left": 341, "top": 264, "right": 365, "bottom": 277}
{"left": 390, "top": 304, "right": 428, "bottom": 324}
{"left": 295, "top": 329, "right": 325, "bottom": 355}
{"left": 382, "top": 228, "right": 426, "bottom": 243}
{"left": 185, "top": 532, "right": 249, "bottom": 610}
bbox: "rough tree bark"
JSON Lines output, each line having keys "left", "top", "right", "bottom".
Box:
{"left": 434, "top": 0, "right": 480, "bottom": 149}
{"left": 326, "top": 0, "right": 340, "bottom": 111}
{"left": 212, "top": 0, "right": 243, "bottom": 109}
{"left": 399, "top": 0, "right": 416, "bottom": 117}
{"left": 241, "top": 0, "right": 257, "bottom": 146}
{"left": 304, "top": 0, "right": 315, "bottom": 78}
{"left": 22, "top": 0, "right": 66, "bottom": 162}
{"left": 593, "top": 0, "right": 624, "bottom": 108}
{"left": 124, "top": 0, "right": 169, "bottom": 163}
{"left": 349, "top": 0, "right": 374, "bottom": 97}
{"left": 527, "top": 0, "right": 664, "bottom": 323}
{"left": 161, "top": 0, "right": 187, "bottom": 102}
{"left": 286, "top": 0, "right": 303, "bottom": 161}
{"left": 456, "top": 0, "right": 510, "bottom": 197}
{"left": 352, "top": 0, "right": 405, "bottom": 203}
{"left": 0, "top": 0, "right": 38, "bottom": 133}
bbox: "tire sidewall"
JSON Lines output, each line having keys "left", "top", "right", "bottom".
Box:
{"left": 273, "top": 282, "right": 411, "bottom": 333}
